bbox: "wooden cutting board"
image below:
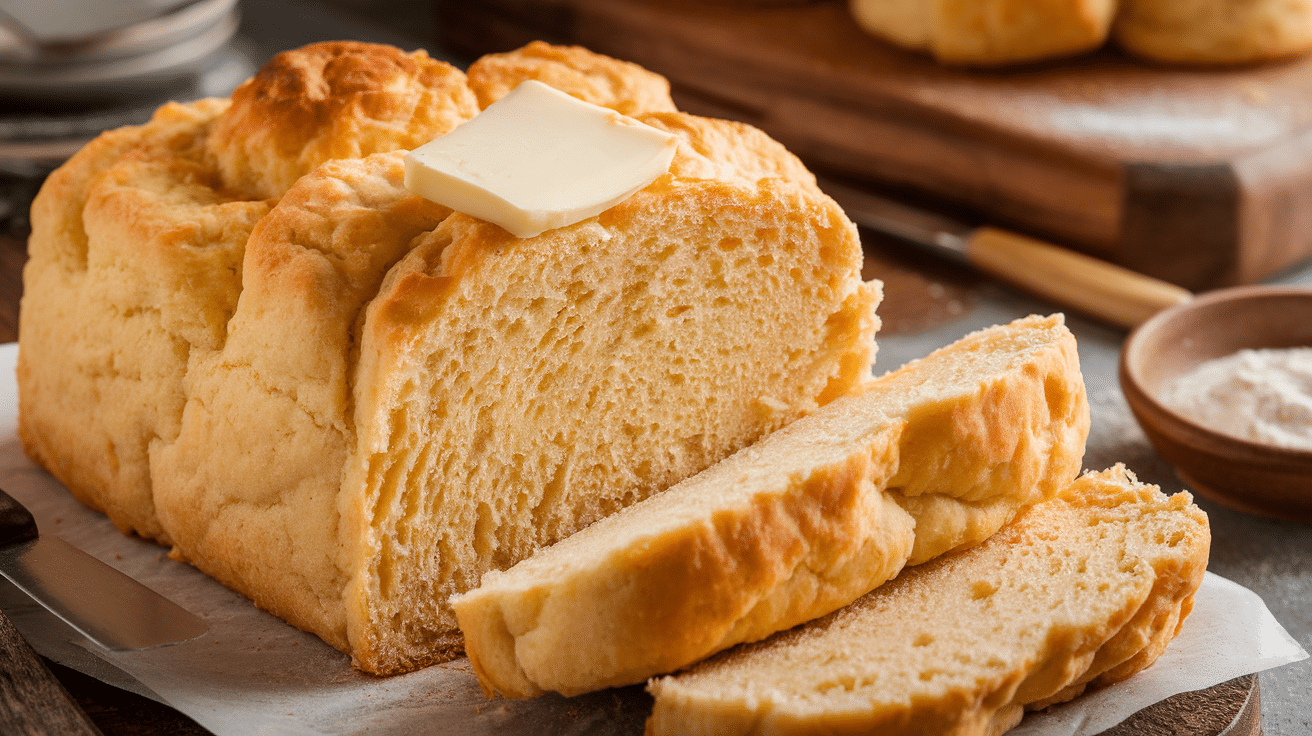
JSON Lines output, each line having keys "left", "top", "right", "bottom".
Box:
{"left": 440, "top": 0, "right": 1312, "bottom": 291}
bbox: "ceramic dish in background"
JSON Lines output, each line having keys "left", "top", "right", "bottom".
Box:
{"left": 1120, "top": 285, "right": 1312, "bottom": 522}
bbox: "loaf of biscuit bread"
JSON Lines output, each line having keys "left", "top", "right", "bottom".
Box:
{"left": 453, "top": 314, "right": 1088, "bottom": 697}
{"left": 18, "top": 41, "right": 881, "bottom": 674}
{"left": 646, "top": 464, "right": 1210, "bottom": 736}
{"left": 849, "top": 0, "right": 1117, "bottom": 66}
{"left": 1113, "top": 0, "right": 1312, "bottom": 65}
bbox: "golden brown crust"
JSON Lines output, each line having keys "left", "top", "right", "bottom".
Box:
{"left": 205, "top": 41, "right": 478, "bottom": 200}
{"left": 640, "top": 111, "right": 820, "bottom": 192}
{"left": 18, "top": 99, "right": 262, "bottom": 543}
{"left": 19, "top": 41, "right": 478, "bottom": 548}
{"left": 152, "top": 152, "right": 452, "bottom": 652}
{"left": 465, "top": 40, "right": 678, "bottom": 115}
{"left": 885, "top": 314, "right": 1089, "bottom": 563}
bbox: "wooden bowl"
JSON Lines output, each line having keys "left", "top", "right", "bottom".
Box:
{"left": 1119, "top": 285, "right": 1312, "bottom": 522}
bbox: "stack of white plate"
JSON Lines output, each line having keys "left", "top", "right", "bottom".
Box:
{"left": 0, "top": 0, "right": 254, "bottom": 168}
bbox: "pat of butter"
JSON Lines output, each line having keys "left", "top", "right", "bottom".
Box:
{"left": 404, "top": 80, "right": 678, "bottom": 238}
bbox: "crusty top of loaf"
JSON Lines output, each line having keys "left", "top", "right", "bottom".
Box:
{"left": 642, "top": 112, "right": 819, "bottom": 192}
{"left": 205, "top": 41, "right": 479, "bottom": 200}
{"left": 465, "top": 40, "right": 679, "bottom": 114}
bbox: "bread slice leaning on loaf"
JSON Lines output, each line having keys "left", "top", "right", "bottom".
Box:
{"left": 452, "top": 314, "right": 1089, "bottom": 697}
{"left": 646, "top": 464, "right": 1211, "bottom": 736}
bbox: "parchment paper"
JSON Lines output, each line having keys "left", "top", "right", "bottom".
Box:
{"left": 0, "top": 341, "right": 1304, "bottom": 735}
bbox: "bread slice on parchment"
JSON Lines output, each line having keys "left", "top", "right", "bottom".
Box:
{"left": 452, "top": 314, "right": 1089, "bottom": 697}
{"left": 19, "top": 40, "right": 882, "bottom": 675}
{"left": 849, "top": 0, "right": 1117, "bottom": 66}
{"left": 646, "top": 464, "right": 1211, "bottom": 736}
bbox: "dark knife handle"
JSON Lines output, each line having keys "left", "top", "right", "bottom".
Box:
{"left": 0, "top": 488, "right": 38, "bottom": 548}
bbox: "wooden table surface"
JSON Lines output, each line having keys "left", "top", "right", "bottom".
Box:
{"left": 0, "top": 234, "right": 25, "bottom": 345}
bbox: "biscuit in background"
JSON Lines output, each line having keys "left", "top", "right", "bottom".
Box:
{"left": 1114, "top": 0, "right": 1312, "bottom": 66}
{"left": 849, "top": 0, "right": 1117, "bottom": 66}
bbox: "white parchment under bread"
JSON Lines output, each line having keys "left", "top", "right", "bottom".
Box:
{"left": 0, "top": 343, "right": 1304, "bottom": 735}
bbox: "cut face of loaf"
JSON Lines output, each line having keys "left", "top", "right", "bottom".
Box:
{"left": 646, "top": 464, "right": 1211, "bottom": 736}
{"left": 336, "top": 167, "right": 879, "bottom": 674}
{"left": 452, "top": 314, "right": 1089, "bottom": 698}
{"left": 19, "top": 40, "right": 878, "bottom": 675}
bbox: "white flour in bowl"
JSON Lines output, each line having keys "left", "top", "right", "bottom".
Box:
{"left": 1159, "top": 347, "right": 1312, "bottom": 451}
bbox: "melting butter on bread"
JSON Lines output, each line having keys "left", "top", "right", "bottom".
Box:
{"left": 19, "top": 41, "right": 881, "bottom": 674}
{"left": 453, "top": 314, "right": 1089, "bottom": 697}
{"left": 646, "top": 464, "right": 1210, "bottom": 736}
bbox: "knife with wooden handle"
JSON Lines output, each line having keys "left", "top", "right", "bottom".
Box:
{"left": 819, "top": 179, "right": 1194, "bottom": 329}
{"left": 0, "top": 487, "right": 207, "bottom": 651}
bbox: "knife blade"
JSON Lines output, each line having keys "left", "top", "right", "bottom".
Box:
{"left": 819, "top": 178, "right": 1194, "bottom": 329}
{"left": 0, "top": 487, "right": 207, "bottom": 650}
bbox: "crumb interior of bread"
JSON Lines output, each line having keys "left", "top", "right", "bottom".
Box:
{"left": 347, "top": 179, "right": 876, "bottom": 670}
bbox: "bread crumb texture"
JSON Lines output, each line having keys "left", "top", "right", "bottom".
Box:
{"left": 646, "top": 464, "right": 1211, "bottom": 736}
{"left": 451, "top": 314, "right": 1088, "bottom": 698}
{"left": 17, "top": 41, "right": 880, "bottom": 674}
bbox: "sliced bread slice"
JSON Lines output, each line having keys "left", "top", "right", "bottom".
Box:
{"left": 646, "top": 464, "right": 1211, "bottom": 736}
{"left": 452, "top": 314, "right": 1089, "bottom": 697}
